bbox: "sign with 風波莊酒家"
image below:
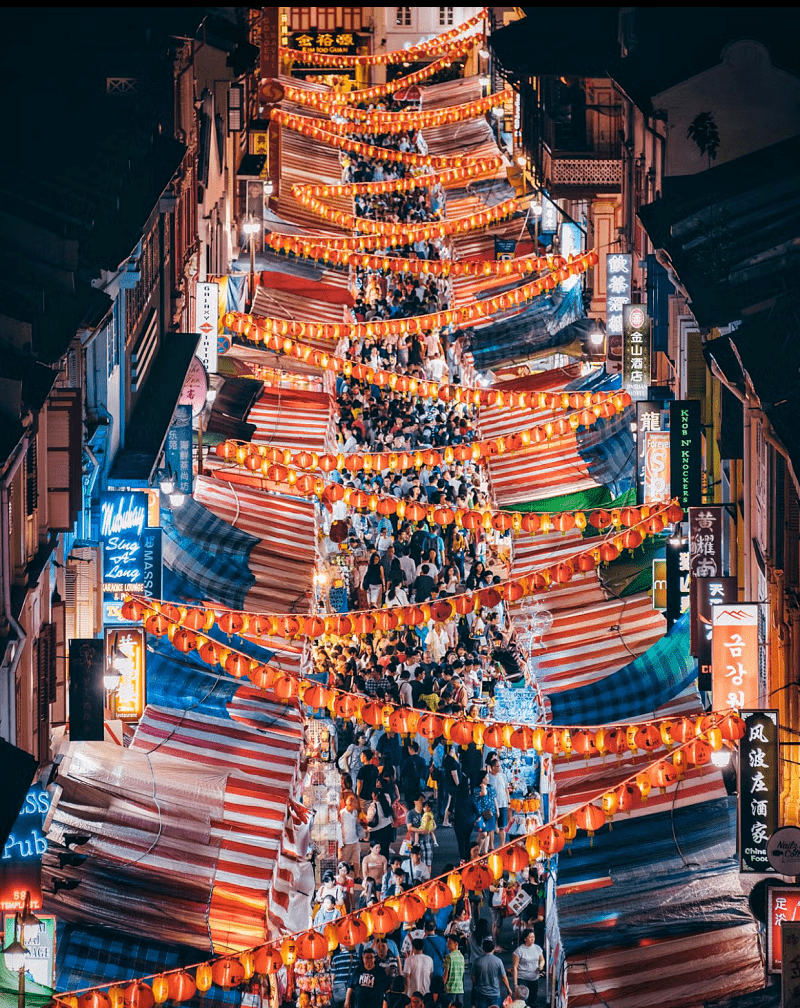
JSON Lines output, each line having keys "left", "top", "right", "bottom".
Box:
{"left": 738, "top": 709, "right": 778, "bottom": 874}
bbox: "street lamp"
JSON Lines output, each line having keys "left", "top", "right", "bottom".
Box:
{"left": 242, "top": 218, "right": 261, "bottom": 306}
{"left": 3, "top": 891, "right": 42, "bottom": 1008}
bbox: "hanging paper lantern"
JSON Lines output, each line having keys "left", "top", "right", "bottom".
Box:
{"left": 150, "top": 979, "right": 169, "bottom": 1006}
{"left": 171, "top": 628, "right": 198, "bottom": 653}
{"left": 717, "top": 713, "right": 746, "bottom": 742}
{"left": 335, "top": 915, "right": 371, "bottom": 948}
{"left": 123, "top": 984, "right": 155, "bottom": 1008}
{"left": 423, "top": 879, "right": 453, "bottom": 910}
{"left": 615, "top": 782, "right": 639, "bottom": 815}
{"left": 537, "top": 826, "right": 565, "bottom": 856}
{"left": 686, "top": 738, "right": 712, "bottom": 765}
{"left": 108, "top": 989, "right": 124, "bottom": 1008}
{"left": 250, "top": 665, "right": 275, "bottom": 690}
{"left": 251, "top": 614, "right": 277, "bottom": 637}
{"left": 666, "top": 503, "right": 685, "bottom": 523}
{"left": 633, "top": 724, "right": 662, "bottom": 752}
{"left": 253, "top": 946, "right": 284, "bottom": 974}
{"left": 273, "top": 674, "right": 299, "bottom": 700}
{"left": 334, "top": 615, "right": 354, "bottom": 635}
{"left": 402, "top": 605, "right": 427, "bottom": 626}
{"left": 304, "top": 616, "right": 327, "bottom": 638}
{"left": 365, "top": 904, "right": 399, "bottom": 936}
{"left": 429, "top": 599, "right": 454, "bottom": 622}
{"left": 395, "top": 891, "right": 427, "bottom": 923}
{"left": 224, "top": 652, "right": 252, "bottom": 679}
{"left": 166, "top": 972, "right": 196, "bottom": 1002}
{"left": 198, "top": 640, "right": 223, "bottom": 666}
{"left": 525, "top": 833, "right": 541, "bottom": 861}
{"left": 650, "top": 760, "right": 679, "bottom": 793}
{"left": 375, "top": 608, "right": 400, "bottom": 632}
{"left": 334, "top": 694, "right": 363, "bottom": 719}
{"left": 449, "top": 719, "right": 474, "bottom": 747}
{"left": 461, "top": 863, "right": 493, "bottom": 891}
{"left": 453, "top": 593, "right": 475, "bottom": 616}
{"left": 575, "top": 804, "right": 606, "bottom": 838}
{"left": 510, "top": 725, "right": 535, "bottom": 750}
{"left": 296, "top": 931, "right": 330, "bottom": 962}
{"left": 79, "top": 993, "right": 111, "bottom": 1008}
{"left": 502, "top": 845, "right": 530, "bottom": 873}
{"left": 635, "top": 771, "right": 652, "bottom": 801}
{"left": 388, "top": 706, "right": 420, "bottom": 736}
{"left": 417, "top": 713, "right": 443, "bottom": 739}
{"left": 588, "top": 509, "right": 612, "bottom": 529}
{"left": 211, "top": 958, "right": 245, "bottom": 990}
{"left": 361, "top": 701, "right": 388, "bottom": 727}
{"left": 304, "top": 683, "right": 332, "bottom": 710}
{"left": 671, "top": 717, "right": 698, "bottom": 743}
{"left": 483, "top": 723, "right": 510, "bottom": 750}
{"left": 280, "top": 939, "right": 297, "bottom": 966}
{"left": 144, "top": 613, "right": 169, "bottom": 637}
{"left": 120, "top": 598, "right": 145, "bottom": 622}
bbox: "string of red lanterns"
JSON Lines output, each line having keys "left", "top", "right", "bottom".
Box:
{"left": 291, "top": 157, "right": 508, "bottom": 199}
{"left": 304, "top": 93, "right": 502, "bottom": 132}
{"left": 271, "top": 108, "right": 499, "bottom": 170}
{"left": 123, "top": 500, "right": 682, "bottom": 646}
{"left": 51, "top": 722, "right": 743, "bottom": 1006}
{"left": 277, "top": 42, "right": 480, "bottom": 110}
{"left": 280, "top": 10, "right": 486, "bottom": 68}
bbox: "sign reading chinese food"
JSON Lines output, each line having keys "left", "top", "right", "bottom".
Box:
{"left": 712, "top": 603, "right": 760, "bottom": 710}
{"left": 739, "top": 710, "right": 778, "bottom": 873}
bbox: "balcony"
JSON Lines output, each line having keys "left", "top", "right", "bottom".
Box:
{"left": 545, "top": 148, "right": 623, "bottom": 195}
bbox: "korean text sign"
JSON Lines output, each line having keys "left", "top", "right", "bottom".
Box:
{"left": 712, "top": 604, "right": 759, "bottom": 710}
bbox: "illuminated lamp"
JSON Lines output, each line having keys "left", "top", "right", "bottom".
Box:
{"left": 217, "top": 611, "right": 247, "bottom": 636}
{"left": 377, "top": 497, "right": 396, "bottom": 516}
{"left": 319, "top": 454, "right": 337, "bottom": 473}
{"left": 166, "top": 973, "right": 196, "bottom": 1002}
{"left": 334, "top": 694, "right": 363, "bottom": 719}
{"left": 280, "top": 939, "right": 297, "bottom": 967}
{"left": 224, "top": 652, "right": 251, "bottom": 679}
{"left": 181, "top": 606, "right": 210, "bottom": 631}
{"left": 352, "top": 612, "right": 377, "bottom": 634}
{"left": 266, "top": 464, "right": 288, "bottom": 483}
{"left": 335, "top": 916, "right": 371, "bottom": 948}
{"left": 212, "top": 959, "right": 246, "bottom": 989}
{"left": 417, "top": 713, "right": 443, "bottom": 739}
{"left": 334, "top": 615, "right": 353, "bottom": 635}
{"left": 553, "top": 563, "right": 573, "bottom": 584}
{"left": 429, "top": 600, "right": 454, "bottom": 622}
{"left": 120, "top": 598, "right": 145, "bottom": 622}
{"left": 423, "top": 880, "right": 453, "bottom": 910}
{"left": 598, "top": 542, "right": 619, "bottom": 563}
{"left": 673, "top": 748, "right": 689, "bottom": 776}
{"left": 388, "top": 706, "right": 420, "bottom": 737}
{"left": 365, "top": 904, "right": 399, "bottom": 936}
{"left": 198, "top": 640, "right": 223, "bottom": 666}
{"left": 250, "top": 614, "right": 276, "bottom": 637}
{"left": 520, "top": 513, "right": 541, "bottom": 533}
{"left": 671, "top": 717, "right": 698, "bottom": 743}
{"left": 304, "top": 616, "right": 327, "bottom": 638}
{"left": 461, "top": 863, "right": 493, "bottom": 891}
{"left": 295, "top": 931, "right": 330, "bottom": 963}
{"left": 144, "top": 612, "right": 169, "bottom": 637}
{"left": 634, "top": 772, "right": 652, "bottom": 802}
{"left": 574, "top": 803, "right": 606, "bottom": 840}
{"left": 480, "top": 587, "right": 502, "bottom": 608}
{"left": 272, "top": 674, "right": 298, "bottom": 700}
{"left": 79, "top": 993, "right": 111, "bottom": 1008}
{"left": 123, "top": 985, "right": 154, "bottom": 1008}
{"left": 633, "top": 724, "right": 662, "bottom": 752}
{"left": 405, "top": 502, "right": 426, "bottom": 522}
{"left": 395, "top": 892, "right": 427, "bottom": 923}
{"left": 250, "top": 665, "right": 275, "bottom": 690}
{"left": 621, "top": 529, "right": 643, "bottom": 550}
{"left": 644, "top": 514, "right": 667, "bottom": 535}
{"left": 449, "top": 719, "right": 474, "bottom": 748}
{"left": 502, "top": 845, "right": 529, "bottom": 874}
{"left": 717, "top": 713, "right": 746, "bottom": 742}
{"left": 296, "top": 474, "right": 316, "bottom": 495}
{"left": 577, "top": 553, "right": 597, "bottom": 572}
{"left": 375, "top": 608, "right": 400, "bottom": 632}
{"left": 510, "top": 725, "right": 535, "bottom": 750}
{"left": 686, "top": 738, "right": 712, "bottom": 765}
{"left": 551, "top": 513, "right": 576, "bottom": 534}
{"left": 304, "top": 684, "right": 332, "bottom": 710}
{"left": 171, "top": 628, "right": 198, "bottom": 653}
{"left": 482, "top": 723, "right": 510, "bottom": 749}
{"left": 666, "top": 503, "right": 685, "bottom": 523}
{"left": 588, "top": 509, "right": 612, "bottom": 529}
{"left": 491, "top": 512, "right": 514, "bottom": 532}
{"left": 361, "top": 701, "right": 387, "bottom": 728}
{"left": 107, "top": 989, "right": 124, "bottom": 1008}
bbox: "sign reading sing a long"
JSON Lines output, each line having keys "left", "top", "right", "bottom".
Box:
{"left": 100, "top": 491, "right": 149, "bottom": 596}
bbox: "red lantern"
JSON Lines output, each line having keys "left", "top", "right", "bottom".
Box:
{"left": 304, "top": 616, "right": 327, "bottom": 638}
{"left": 483, "top": 723, "right": 510, "bottom": 749}
{"left": 365, "top": 904, "right": 399, "bottom": 936}
{"left": 429, "top": 600, "right": 454, "bottom": 622}
{"left": 423, "top": 879, "right": 453, "bottom": 910}
{"left": 123, "top": 985, "right": 154, "bottom": 1008}
{"left": 304, "top": 683, "right": 332, "bottom": 710}
{"left": 375, "top": 609, "right": 400, "bottom": 632}
{"left": 273, "top": 674, "right": 298, "bottom": 700}
{"left": 211, "top": 958, "right": 246, "bottom": 989}
{"left": 449, "top": 719, "right": 474, "bottom": 747}
{"left": 650, "top": 760, "right": 679, "bottom": 792}
{"left": 166, "top": 973, "right": 196, "bottom": 1003}
{"left": 198, "top": 640, "right": 223, "bottom": 666}
{"left": 395, "top": 891, "right": 427, "bottom": 923}
{"left": 171, "top": 628, "right": 198, "bottom": 653}
{"left": 335, "top": 916, "right": 371, "bottom": 948}
{"left": 334, "top": 694, "right": 363, "bottom": 719}
{"left": 461, "top": 863, "right": 493, "bottom": 891}
{"left": 588, "top": 509, "right": 612, "bottom": 529}
{"left": 402, "top": 605, "right": 426, "bottom": 626}
{"left": 224, "top": 652, "right": 251, "bottom": 679}
{"left": 253, "top": 946, "right": 283, "bottom": 974}
{"left": 295, "top": 931, "right": 330, "bottom": 962}
{"left": 574, "top": 804, "right": 606, "bottom": 838}
{"left": 79, "top": 993, "right": 110, "bottom": 1008}
{"left": 510, "top": 725, "right": 535, "bottom": 750}
{"left": 361, "top": 701, "right": 387, "bottom": 727}
{"left": 183, "top": 607, "right": 211, "bottom": 631}
{"left": 686, "top": 738, "right": 712, "bottom": 765}
{"left": 633, "top": 724, "right": 662, "bottom": 752}
{"left": 537, "top": 826, "right": 566, "bottom": 855}
{"left": 145, "top": 613, "right": 169, "bottom": 637}
{"left": 417, "top": 713, "right": 443, "bottom": 739}
{"left": 502, "top": 845, "right": 529, "bottom": 873}
{"left": 120, "top": 598, "right": 145, "bottom": 622}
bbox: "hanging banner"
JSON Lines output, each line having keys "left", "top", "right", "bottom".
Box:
{"left": 739, "top": 709, "right": 779, "bottom": 874}
{"left": 767, "top": 888, "right": 800, "bottom": 973}
{"left": 195, "top": 282, "right": 219, "bottom": 374}
{"left": 2, "top": 913, "right": 56, "bottom": 987}
{"left": 665, "top": 523, "right": 690, "bottom": 629}
{"left": 165, "top": 404, "right": 194, "bottom": 495}
{"left": 693, "top": 576, "right": 738, "bottom": 687}
{"left": 652, "top": 558, "right": 667, "bottom": 610}
{"left": 105, "top": 627, "right": 146, "bottom": 723}
{"left": 0, "top": 787, "right": 49, "bottom": 912}
{"left": 636, "top": 401, "right": 664, "bottom": 501}
{"left": 669, "top": 400, "right": 702, "bottom": 508}
{"left": 622, "top": 305, "right": 651, "bottom": 401}
{"left": 712, "top": 603, "right": 760, "bottom": 710}
{"left": 605, "top": 253, "right": 631, "bottom": 375}
{"left": 68, "top": 639, "right": 105, "bottom": 742}
{"left": 642, "top": 431, "right": 671, "bottom": 505}
{"left": 179, "top": 356, "right": 209, "bottom": 419}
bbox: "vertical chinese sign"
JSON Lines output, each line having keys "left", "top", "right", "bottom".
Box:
{"left": 738, "top": 710, "right": 778, "bottom": 873}
{"left": 622, "top": 305, "right": 651, "bottom": 401}
{"left": 605, "top": 253, "right": 631, "bottom": 375}
{"left": 105, "top": 627, "right": 146, "bottom": 723}
{"left": 665, "top": 527, "right": 690, "bottom": 629}
{"left": 688, "top": 505, "right": 735, "bottom": 690}
{"left": 767, "top": 887, "right": 800, "bottom": 973}
{"left": 636, "top": 401, "right": 668, "bottom": 504}
{"left": 712, "top": 603, "right": 760, "bottom": 710}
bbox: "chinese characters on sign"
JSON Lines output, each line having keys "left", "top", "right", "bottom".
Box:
{"left": 166, "top": 404, "right": 194, "bottom": 495}
{"left": 767, "top": 887, "right": 800, "bottom": 972}
{"left": 195, "top": 283, "right": 219, "bottom": 374}
{"left": 105, "top": 627, "right": 146, "bottom": 722}
{"left": 693, "top": 576, "right": 737, "bottom": 689}
{"left": 738, "top": 710, "right": 778, "bottom": 873}
{"left": 605, "top": 253, "right": 631, "bottom": 375}
{"left": 641, "top": 430, "right": 670, "bottom": 505}
{"left": 712, "top": 604, "right": 760, "bottom": 711}
{"left": 289, "top": 30, "right": 363, "bottom": 55}
{"left": 622, "top": 305, "right": 651, "bottom": 401}
{"left": 688, "top": 506, "right": 723, "bottom": 578}
{"left": 665, "top": 523, "right": 690, "bottom": 628}
{"left": 669, "top": 400, "right": 702, "bottom": 508}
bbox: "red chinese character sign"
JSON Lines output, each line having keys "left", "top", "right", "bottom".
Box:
{"left": 782, "top": 921, "right": 800, "bottom": 1005}
{"left": 738, "top": 710, "right": 778, "bottom": 873}
{"left": 767, "top": 887, "right": 800, "bottom": 972}
{"left": 712, "top": 603, "right": 760, "bottom": 710}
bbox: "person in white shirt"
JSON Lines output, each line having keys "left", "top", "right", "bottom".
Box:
{"left": 486, "top": 753, "right": 511, "bottom": 846}
{"left": 401, "top": 846, "right": 431, "bottom": 886}
{"left": 403, "top": 939, "right": 434, "bottom": 996}
{"left": 512, "top": 929, "right": 545, "bottom": 1006}
{"left": 427, "top": 354, "right": 447, "bottom": 383}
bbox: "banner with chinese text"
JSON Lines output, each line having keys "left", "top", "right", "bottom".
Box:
{"left": 605, "top": 253, "right": 631, "bottom": 375}
{"left": 693, "top": 576, "right": 737, "bottom": 689}
{"left": 739, "top": 710, "right": 778, "bottom": 874}
{"left": 622, "top": 305, "right": 651, "bottom": 401}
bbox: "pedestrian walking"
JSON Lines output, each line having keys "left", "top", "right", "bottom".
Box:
{"left": 470, "top": 938, "right": 513, "bottom": 1008}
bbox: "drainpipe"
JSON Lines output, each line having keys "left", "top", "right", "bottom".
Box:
{"left": 0, "top": 431, "right": 32, "bottom": 744}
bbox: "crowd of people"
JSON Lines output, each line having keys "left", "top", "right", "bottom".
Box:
{"left": 307, "top": 101, "right": 545, "bottom": 1008}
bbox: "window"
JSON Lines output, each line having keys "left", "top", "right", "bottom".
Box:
{"left": 396, "top": 7, "right": 412, "bottom": 27}
{"left": 290, "top": 6, "right": 362, "bottom": 31}
{"left": 439, "top": 7, "right": 454, "bottom": 26}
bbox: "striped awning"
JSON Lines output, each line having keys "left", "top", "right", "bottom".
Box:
{"left": 132, "top": 704, "right": 313, "bottom": 948}
{"left": 565, "top": 923, "right": 763, "bottom": 1008}
{"left": 247, "top": 386, "right": 336, "bottom": 453}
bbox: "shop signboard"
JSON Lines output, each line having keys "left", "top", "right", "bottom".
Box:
{"left": 494, "top": 238, "right": 516, "bottom": 261}
{"left": 0, "top": 787, "right": 49, "bottom": 912}
{"left": 2, "top": 913, "right": 55, "bottom": 987}
{"left": 622, "top": 305, "right": 651, "bottom": 401}
{"left": 652, "top": 558, "right": 667, "bottom": 610}
{"left": 100, "top": 492, "right": 160, "bottom": 623}
{"left": 767, "top": 887, "right": 800, "bottom": 972}
{"left": 540, "top": 195, "right": 559, "bottom": 235}
{"left": 642, "top": 431, "right": 670, "bottom": 505}
{"left": 712, "top": 603, "right": 760, "bottom": 711}
{"left": 738, "top": 710, "right": 778, "bottom": 873}
{"left": 768, "top": 827, "right": 800, "bottom": 877}
{"left": 669, "top": 400, "right": 702, "bottom": 508}
{"left": 68, "top": 639, "right": 104, "bottom": 741}
{"left": 782, "top": 922, "right": 800, "bottom": 1005}
{"left": 688, "top": 506, "right": 724, "bottom": 578}
{"left": 179, "top": 357, "right": 208, "bottom": 419}
{"left": 693, "top": 576, "right": 738, "bottom": 687}
{"left": 289, "top": 29, "right": 365, "bottom": 55}
{"left": 105, "top": 627, "right": 146, "bottom": 723}
{"left": 605, "top": 253, "right": 631, "bottom": 375}
{"left": 195, "top": 282, "right": 219, "bottom": 374}
{"left": 165, "top": 404, "right": 194, "bottom": 495}
{"left": 665, "top": 523, "right": 690, "bottom": 628}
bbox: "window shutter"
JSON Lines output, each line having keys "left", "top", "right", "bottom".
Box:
{"left": 64, "top": 546, "right": 100, "bottom": 641}
{"left": 46, "top": 390, "right": 82, "bottom": 531}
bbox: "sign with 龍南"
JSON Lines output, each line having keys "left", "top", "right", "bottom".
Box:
{"left": 712, "top": 603, "right": 759, "bottom": 710}
{"left": 738, "top": 710, "right": 778, "bottom": 873}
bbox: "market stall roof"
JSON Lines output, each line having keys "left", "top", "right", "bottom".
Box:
{"left": 247, "top": 385, "right": 336, "bottom": 453}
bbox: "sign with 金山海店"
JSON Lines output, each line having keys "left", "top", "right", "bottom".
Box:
{"left": 622, "top": 304, "right": 651, "bottom": 401}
